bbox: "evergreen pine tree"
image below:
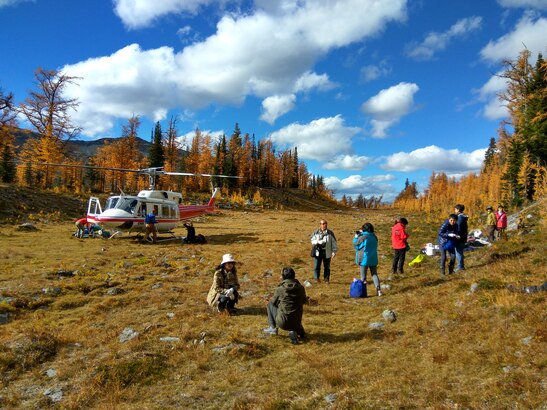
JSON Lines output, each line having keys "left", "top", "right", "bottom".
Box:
{"left": 149, "top": 121, "right": 165, "bottom": 168}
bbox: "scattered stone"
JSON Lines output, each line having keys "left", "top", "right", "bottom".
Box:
{"left": 166, "top": 312, "right": 175, "bottom": 319}
{"left": 368, "top": 322, "right": 384, "bottom": 330}
{"left": 521, "top": 336, "right": 533, "bottom": 346}
{"left": 454, "top": 300, "right": 464, "bottom": 307}
{"left": 241, "top": 274, "right": 251, "bottom": 282}
{"left": 303, "top": 279, "right": 312, "bottom": 288}
{"left": 160, "top": 336, "right": 180, "bottom": 343}
{"left": 56, "top": 270, "right": 75, "bottom": 277}
{"left": 507, "top": 282, "right": 547, "bottom": 293}
{"left": 151, "top": 283, "right": 163, "bottom": 289}
{"left": 0, "top": 313, "right": 9, "bottom": 325}
{"left": 123, "top": 262, "right": 134, "bottom": 269}
{"left": 382, "top": 309, "right": 397, "bottom": 323}
{"left": 105, "top": 287, "right": 124, "bottom": 296}
{"left": 119, "top": 327, "right": 139, "bottom": 343}
{"left": 130, "top": 275, "right": 145, "bottom": 281}
{"left": 42, "top": 287, "right": 62, "bottom": 296}
{"left": 212, "top": 343, "right": 247, "bottom": 354}
{"left": 324, "top": 393, "right": 337, "bottom": 404}
{"left": 262, "top": 269, "right": 273, "bottom": 278}
{"left": 17, "top": 223, "right": 38, "bottom": 232}
{"left": 381, "top": 283, "right": 392, "bottom": 290}
{"left": 45, "top": 368, "right": 57, "bottom": 378}
{"left": 502, "top": 365, "right": 515, "bottom": 373}
{"left": 0, "top": 296, "right": 15, "bottom": 304}
{"left": 43, "top": 387, "right": 63, "bottom": 403}
{"left": 470, "top": 283, "right": 479, "bottom": 293}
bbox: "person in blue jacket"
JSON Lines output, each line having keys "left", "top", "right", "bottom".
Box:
{"left": 144, "top": 208, "right": 158, "bottom": 244}
{"left": 437, "top": 213, "right": 460, "bottom": 278}
{"left": 353, "top": 222, "right": 382, "bottom": 297}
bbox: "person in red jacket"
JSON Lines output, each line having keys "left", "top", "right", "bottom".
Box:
{"left": 75, "top": 217, "right": 90, "bottom": 238}
{"left": 495, "top": 205, "right": 508, "bottom": 240}
{"left": 391, "top": 217, "right": 409, "bottom": 278}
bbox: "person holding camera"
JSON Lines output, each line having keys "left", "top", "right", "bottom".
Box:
{"left": 207, "top": 254, "right": 240, "bottom": 314}
{"left": 310, "top": 219, "right": 337, "bottom": 283}
{"left": 263, "top": 267, "right": 307, "bottom": 344}
{"left": 353, "top": 223, "right": 383, "bottom": 296}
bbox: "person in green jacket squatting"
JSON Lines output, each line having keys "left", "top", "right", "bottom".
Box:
{"left": 263, "top": 267, "right": 307, "bottom": 344}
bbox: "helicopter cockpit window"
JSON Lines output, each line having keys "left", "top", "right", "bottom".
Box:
{"left": 117, "top": 198, "right": 139, "bottom": 214}
{"left": 105, "top": 197, "right": 120, "bottom": 210}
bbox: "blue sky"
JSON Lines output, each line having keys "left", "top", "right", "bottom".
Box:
{"left": 1, "top": 0, "right": 546, "bottom": 201}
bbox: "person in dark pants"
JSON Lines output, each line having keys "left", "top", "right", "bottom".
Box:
{"left": 206, "top": 254, "right": 240, "bottom": 314}
{"left": 310, "top": 219, "right": 337, "bottom": 283}
{"left": 145, "top": 208, "right": 158, "bottom": 243}
{"left": 263, "top": 267, "right": 307, "bottom": 344}
{"left": 485, "top": 206, "right": 497, "bottom": 242}
{"left": 454, "top": 204, "right": 468, "bottom": 271}
{"left": 438, "top": 214, "right": 460, "bottom": 278}
{"left": 391, "top": 217, "right": 409, "bottom": 278}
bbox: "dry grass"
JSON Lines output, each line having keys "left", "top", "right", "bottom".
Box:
{"left": 0, "top": 205, "right": 545, "bottom": 409}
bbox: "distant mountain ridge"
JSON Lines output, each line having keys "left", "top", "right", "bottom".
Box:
{"left": 10, "top": 127, "right": 152, "bottom": 161}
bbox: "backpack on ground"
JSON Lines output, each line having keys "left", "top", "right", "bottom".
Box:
{"left": 350, "top": 278, "right": 367, "bottom": 298}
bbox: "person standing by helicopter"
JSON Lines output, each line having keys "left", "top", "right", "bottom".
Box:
{"left": 145, "top": 208, "right": 158, "bottom": 244}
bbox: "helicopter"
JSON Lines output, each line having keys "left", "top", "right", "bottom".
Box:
{"left": 43, "top": 163, "right": 240, "bottom": 238}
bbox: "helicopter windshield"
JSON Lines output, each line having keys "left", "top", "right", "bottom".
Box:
{"left": 104, "top": 197, "right": 120, "bottom": 210}
{"left": 116, "top": 198, "right": 139, "bottom": 214}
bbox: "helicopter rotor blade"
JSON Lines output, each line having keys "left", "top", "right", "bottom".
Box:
{"left": 163, "top": 171, "right": 242, "bottom": 179}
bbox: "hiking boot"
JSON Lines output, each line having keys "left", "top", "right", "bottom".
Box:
{"left": 217, "top": 304, "right": 225, "bottom": 313}
{"left": 263, "top": 326, "right": 278, "bottom": 335}
{"left": 377, "top": 288, "right": 382, "bottom": 297}
{"left": 288, "top": 331, "right": 298, "bottom": 344}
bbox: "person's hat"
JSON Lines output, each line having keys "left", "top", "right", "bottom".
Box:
{"left": 486, "top": 205, "right": 493, "bottom": 210}
{"left": 221, "top": 253, "right": 236, "bottom": 265}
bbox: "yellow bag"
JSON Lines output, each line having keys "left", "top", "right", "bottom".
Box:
{"left": 408, "top": 254, "right": 425, "bottom": 267}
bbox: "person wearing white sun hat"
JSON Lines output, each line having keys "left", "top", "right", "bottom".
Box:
{"left": 207, "top": 254, "right": 241, "bottom": 314}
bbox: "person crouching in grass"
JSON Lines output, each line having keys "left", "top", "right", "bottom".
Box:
{"left": 263, "top": 267, "right": 307, "bottom": 344}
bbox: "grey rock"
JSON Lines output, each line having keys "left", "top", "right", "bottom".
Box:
{"left": 130, "top": 275, "right": 145, "bottom": 281}
{"left": 470, "top": 283, "right": 479, "bottom": 293}
{"left": 151, "top": 283, "right": 163, "bottom": 289}
{"left": 303, "top": 279, "right": 312, "bottom": 288}
{"left": 166, "top": 312, "right": 175, "bottom": 319}
{"left": 382, "top": 309, "right": 397, "bottom": 323}
{"left": 0, "top": 296, "right": 15, "bottom": 304}
{"left": 18, "top": 223, "right": 38, "bottom": 232}
{"left": 325, "top": 393, "right": 337, "bottom": 404}
{"left": 106, "top": 287, "right": 124, "bottom": 296}
{"left": 42, "top": 287, "right": 62, "bottom": 296}
{"left": 45, "top": 368, "right": 57, "bottom": 378}
{"left": 368, "top": 322, "right": 384, "bottom": 330}
{"left": 381, "top": 283, "right": 392, "bottom": 290}
{"left": 521, "top": 336, "right": 533, "bottom": 346}
{"left": 212, "top": 343, "right": 247, "bottom": 353}
{"left": 44, "top": 387, "right": 63, "bottom": 402}
{"left": 0, "top": 313, "right": 9, "bottom": 325}
{"left": 262, "top": 269, "right": 273, "bottom": 278}
{"left": 119, "top": 327, "right": 139, "bottom": 343}
{"left": 160, "top": 336, "right": 180, "bottom": 343}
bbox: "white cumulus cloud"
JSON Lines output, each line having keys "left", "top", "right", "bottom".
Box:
{"left": 260, "top": 94, "right": 296, "bottom": 124}
{"left": 323, "top": 155, "right": 372, "bottom": 170}
{"left": 268, "top": 115, "right": 361, "bottom": 162}
{"left": 361, "top": 82, "right": 419, "bottom": 138}
{"left": 381, "top": 145, "right": 486, "bottom": 173}
{"left": 324, "top": 174, "right": 397, "bottom": 199}
{"left": 406, "top": 16, "right": 482, "bottom": 60}
{"left": 497, "top": 0, "right": 547, "bottom": 10}
{"left": 478, "top": 13, "right": 547, "bottom": 120}
{"left": 60, "top": 0, "right": 407, "bottom": 137}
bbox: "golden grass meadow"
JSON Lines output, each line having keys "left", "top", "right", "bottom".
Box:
{"left": 0, "top": 202, "right": 546, "bottom": 409}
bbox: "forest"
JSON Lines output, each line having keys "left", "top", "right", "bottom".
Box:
{"left": 0, "top": 49, "right": 545, "bottom": 220}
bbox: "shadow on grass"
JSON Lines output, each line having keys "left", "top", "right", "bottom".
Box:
{"left": 233, "top": 306, "right": 266, "bottom": 316}
{"left": 306, "top": 330, "right": 404, "bottom": 343}
{"left": 206, "top": 233, "right": 259, "bottom": 244}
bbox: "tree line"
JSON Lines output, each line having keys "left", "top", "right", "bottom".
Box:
{"left": 394, "top": 50, "right": 546, "bottom": 223}
{"left": 0, "top": 68, "right": 332, "bottom": 200}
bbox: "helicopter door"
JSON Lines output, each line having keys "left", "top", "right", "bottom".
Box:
{"left": 87, "top": 197, "right": 103, "bottom": 217}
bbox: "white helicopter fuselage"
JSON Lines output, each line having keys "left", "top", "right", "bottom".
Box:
{"left": 86, "top": 188, "right": 219, "bottom": 234}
